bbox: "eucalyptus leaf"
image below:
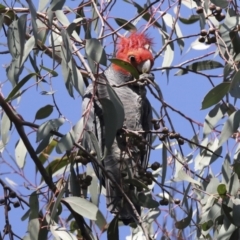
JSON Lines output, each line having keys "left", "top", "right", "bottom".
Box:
{"left": 40, "top": 65, "right": 58, "bottom": 77}
{"left": 114, "top": 18, "right": 137, "bottom": 31}
{"left": 37, "top": 118, "right": 65, "bottom": 142}
{"left": 85, "top": 38, "right": 107, "bottom": 66}
{"left": 127, "top": 1, "right": 162, "bottom": 29}
{"left": 179, "top": 15, "right": 200, "bottom": 24}
{"left": 175, "top": 208, "right": 193, "bottom": 229}
{"left": 161, "top": 140, "right": 167, "bottom": 185}
{"left": 1, "top": 112, "right": 11, "bottom": 145}
{"left": 138, "top": 192, "right": 159, "bottom": 208}
{"left": 100, "top": 84, "right": 125, "bottom": 151}
{"left": 176, "top": 60, "right": 224, "bottom": 76}
{"left": 109, "top": 58, "right": 139, "bottom": 79}
{"left": 15, "top": 138, "right": 27, "bottom": 169}
{"left": 35, "top": 105, "right": 54, "bottom": 120}
{"left": 201, "top": 82, "right": 230, "bottom": 110}
{"left": 5, "top": 73, "right": 37, "bottom": 102}
{"left": 107, "top": 215, "right": 119, "bottom": 240}
{"left": 203, "top": 103, "right": 228, "bottom": 138}
{"left": 219, "top": 110, "right": 240, "bottom": 146}
{"left": 62, "top": 196, "right": 98, "bottom": 220}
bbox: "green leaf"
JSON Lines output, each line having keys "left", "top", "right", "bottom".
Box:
{"left": 175, "top": 170, "right": 201, "bottom": 186}
{"left": 85, "top": 38, "right": 107, "bottom": 66}
{"left": 7, "top": 19, "right": 20, "bottom": 58}
{"left": 40, "top": 65, "right": 58, "bottom": 77}
{"left": 86, "top": 131, "right": 101, "bottom": 162}
{"left": 38, "top": 216, "right": 48, "bottom": 240}
{"left": 201, "top": 82, "right": 230, "bottom": 110}
{"left": 15, "top": 138, "right": 27, "bottom": 169}
{"left": 36, "top": 19, "right": 49, "bottom": 44}
{"left": 124, "top": 178, "right": 149, "bottom": 190}
{"left": 230, "top": 69, "right": 240, "bottom": 90}
{"left": 27, "top": 0, "right": 38, "bottom": 42}
{"left": 35, "top": 105, "right": 54, "bottom": 120}
{"left": 161, "top": 11, "right": 184, "bottom": 52}
{"left": 175, "top": 60, "right": 224, "bottom": 76}
{"left": 206, "top": 177, "right": 220, "bottom": 194}
{"left": 38, "top": 139, "right": 57, "bottom": 164}
{"left": 40, "top": 91, "right": 56, "bottom": 95}
{"left": 230, "top": 31, "right": 240, "bottom": 56}
{"left": 222, "top": 154, "right": 231, "bottom": 184}
{"left": 146, "top": 208, "right": 161, "bottom": 224}
{"left": 18, "top": 14, "right": 27, "bottom": 65}
{"left": 29, "top": 192, "right": 39, "bottom": 219}
{"left": 61, "top": 29, "right": 72, "bottom": 63}
{"left": 56, "top": 118, "right": 83, "bottom": 153}
{"left": 21, "top": 209, "right": 31, "bottom": 221}
{"left": 71, "top": 58, "right": 84, "bottom": 97}
{"left": 62, "top": 196, "right": 98, "bottom": 220}
{"left": 230, "top": 69, "right": 240, "bottom": 99}
{"left": 125, "top": 1, "right": 162, "bottom": 29}
{"left": 1, "top": 112, "right": 11, "bottom": 145}
{"left": 161, "top": 140, "right": 167, "bottom": 185}
{"left": 107, "top": 215, "right": 119, "bottom": 240}
{"left": 203, "top": 103, "right": 228, "bottom": 138}
{"left": 100, "top": 84, "right": 125, "bottom": 151}
{"left": 227, "top": 173, "right": 239, "bottom": 196}
{"left": 50, "top": 0, "right": 65, "bottom": 11}
{"left": 50, "top": 225, "right": 78, "bottom": 240}
{"left": 95, "top": 210, "right": 107, "bottom": 231}
{"left": 109, "top": 58, "right": 139, "bottom": 79}
{"left": 70, "top": 164, "right": 81, "bottom": 197}
{"left": 219, "top": 110, "right": 240, "bottom": 146}
{"left": 232, "top": 199, "right": 240, "bottom": 226}
{"left": 101, "top": 99, "right": 118, "bottom": 151}
{"left": 66, "top": 22, "right": 77, "bottom": 36}
{"left": 233, "top": 161, "right": 240, "bottom": 179}
{"left": 162, "top": 44, "right": 174, "bottom": 69}
{"left": 35, "top": 134, "right": 52, "bottom": 155}
{"left": 51, "top": 187, "right": 65, "bottom": 221}
{"left": 114, "top": 18, "right": 137, "bottom": 31}
{"left": 5, "top": 73, "right": 37, "bottom": 102}
{"left": 210, "top": 0, "right": 228, "bottom": 8}
{"left": 179, "top": 15, "right": 200, "bottom": 24}
{"left": 223, "top": 63, "right": 233, "bottom": 81}
{"left": 75, "top": 4, "right": 84, "bottom": 35}
{"left": 138, "top": 192, "right": 159, "bottom": 208}
{"left": 28, "top": 219, "right": 40, "bottom": 240}
{"left": 219, "top": 15, "right": 240, "bottom": 59}
{"left": 41, "top": 157, "right": 68, "bottom": 182}
{"left": 37, "top": 118, "right": 65, "bottom": 142}
{"left": 87, "top": 165, "right": 99, "bottom": 206}
{"left": 222, "top": 204, "right": 234, "bottom": 225}
{"left": 175, "top": 207, "right": 193, "bottom": 229}
{"left": 217, "top": 184, "right": 227, "bottom": 195}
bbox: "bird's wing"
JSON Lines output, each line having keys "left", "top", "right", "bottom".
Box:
{"left": 81, "top": 84, "right": 105, "bottom": 182}
{"left": 141, "top": 96, "right": 153, "bottom": 169}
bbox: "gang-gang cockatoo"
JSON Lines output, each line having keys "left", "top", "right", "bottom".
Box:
{"left": 82, "top": 32, "right": 154, "bottom": 224}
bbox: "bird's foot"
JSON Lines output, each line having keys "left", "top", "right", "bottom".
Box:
{"left": 136, "top": 73, "right": 155, "bottom": 86}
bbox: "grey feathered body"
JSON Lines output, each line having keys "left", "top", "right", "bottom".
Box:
{"left": 82, "top": 66, "right": 152, "bottom": 224}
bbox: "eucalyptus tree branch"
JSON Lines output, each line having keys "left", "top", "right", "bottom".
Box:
{"left": 0, "top": 93, "right": 92, "bottom": 240}
{"left": 0, "top": 94, "right": 150, "bottom": 239}
{"left": 20, "top": 124, "right": 151, "bottom": 239}
{"left": 0, "top": 94, "right": 56, "bottom": 192}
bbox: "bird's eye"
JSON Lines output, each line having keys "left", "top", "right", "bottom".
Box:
{"left": 129, "top": 55, "right": 136, "bottom": 62}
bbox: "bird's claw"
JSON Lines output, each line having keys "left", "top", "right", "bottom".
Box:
{"left": 138, "top": 73, "right": 155, "bottom": 83}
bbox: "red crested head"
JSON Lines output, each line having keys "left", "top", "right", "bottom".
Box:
{"left": 112, "top": 32, "right": 154, "bottom": 74}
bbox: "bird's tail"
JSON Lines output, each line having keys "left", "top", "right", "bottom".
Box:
{"left": 105, "top": 178, "right": 141, "bottom": 225}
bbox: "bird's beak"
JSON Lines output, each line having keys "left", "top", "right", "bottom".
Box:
{"left": 137, "top": 59, "right": 152, "bottom": 73}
